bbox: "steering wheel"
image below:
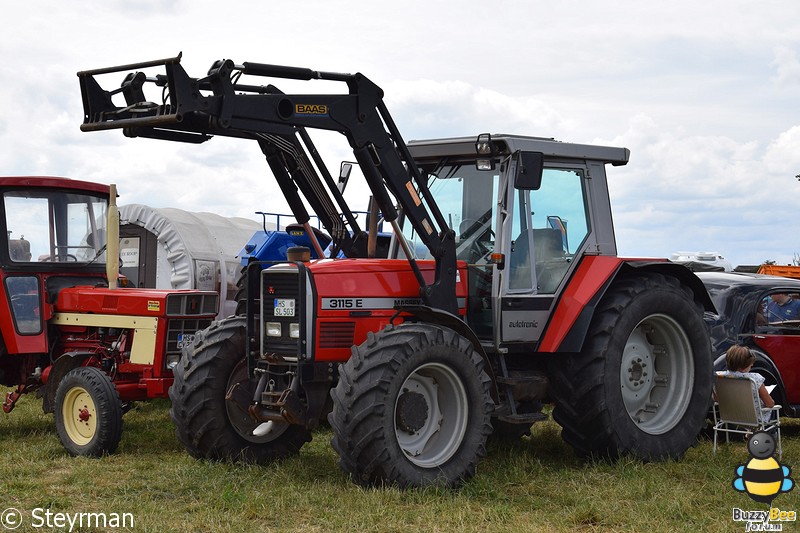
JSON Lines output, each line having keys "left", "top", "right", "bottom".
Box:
{"left": 469, "top": 234, "right": 494, "bottom": 265}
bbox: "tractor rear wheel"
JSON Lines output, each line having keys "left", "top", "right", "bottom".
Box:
{"left": 329, "top": 323, "right": 493, "bottom": 488}
{"left": 54, "top": 366, "right": 123, "bottom": 457}
{"left": 169, "top": 316, "right": 311, "bottom": 462}
{"left": 550, "top": 272, "right": 712, "bottom": 460}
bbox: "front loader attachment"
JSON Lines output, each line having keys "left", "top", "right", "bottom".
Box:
{"left": 77, "top": 53, "right": 459, "bottom": 315}
{"left": 79, "top": 52, "right": 216, "bottom": 142}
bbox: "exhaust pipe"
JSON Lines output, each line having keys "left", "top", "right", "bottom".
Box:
{"left": 106, "top": 184, "right": 120, "bottom": 289}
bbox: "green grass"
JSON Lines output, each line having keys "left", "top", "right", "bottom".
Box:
{"left": 1, "top": 396, "right": 797, "bottom": 532}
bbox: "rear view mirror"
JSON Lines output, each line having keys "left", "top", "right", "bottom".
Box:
{"left": 338, "top": 162, "right": 353, "bottom": 193}
{"left": 514, "top": 151, "right": 544, "bottom": 190}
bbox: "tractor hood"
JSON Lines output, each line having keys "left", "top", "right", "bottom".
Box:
{"left": 55, "top": 286, "right": 219, "bottom": 318}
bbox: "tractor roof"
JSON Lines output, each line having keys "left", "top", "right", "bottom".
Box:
{"left": 0, "top": 176, "right": 110, "bottom": 195}
{"left": 407, "top": 134, "right": 630, "bottom": 166}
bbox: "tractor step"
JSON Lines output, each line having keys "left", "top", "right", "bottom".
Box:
{"left": 495, "top": 375, "right": 547, "bottom": 385}
{"left": 495, "top": 374, "right": 549, "bottom": 402}
{"left": 496, "top": 412, "right": 548, "bottom": 425}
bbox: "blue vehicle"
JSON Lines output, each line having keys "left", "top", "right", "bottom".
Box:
{"left": 235, "top": 211, "right": 389, "bottom": 315}
{"left": 238, "top": 212, "right": 333, "bottom": 267}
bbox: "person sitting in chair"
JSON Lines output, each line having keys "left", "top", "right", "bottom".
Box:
{"left": 718, "top": 345, "right": 775, "bottom": 424}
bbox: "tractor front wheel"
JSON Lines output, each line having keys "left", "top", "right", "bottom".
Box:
{"left": 329, "top": 323, "right": 493, "bottom": 488}
{"left": 169, "top": 316, "right": 311, "bottom": 463}
{"left": 54, "top": 366, "right": 123, "bottom": 457}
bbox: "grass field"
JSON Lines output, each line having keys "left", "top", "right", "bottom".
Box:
{"left": 0, "top": 396, "right": 797, "bottom": 533}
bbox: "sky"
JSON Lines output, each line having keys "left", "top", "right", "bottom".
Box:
{"left": 1, "top": 0, "right": 798, "bottom": 268}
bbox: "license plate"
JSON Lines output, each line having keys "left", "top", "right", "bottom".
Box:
{"left": 274, "top": 298, "right": 295, "bottom": 317}
{"left": 177, "top": 333, "right": 195, "bottom": 349}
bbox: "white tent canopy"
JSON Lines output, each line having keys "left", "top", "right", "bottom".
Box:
{"left": 119, "top": 204, "right": 261, "bottom": 318}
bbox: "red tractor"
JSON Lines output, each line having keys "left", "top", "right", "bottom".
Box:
{"left": 79, "top": 54, "right": 715, "bottom": 488}
{"left": 0, "top": 176, "right": 218, "bottom": 456}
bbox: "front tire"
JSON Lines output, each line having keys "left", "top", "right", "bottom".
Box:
{"left": 550, "top": 272, "right": 712, "bottom": 460}
{"left": 329, "top": 323, "right": 493, "bottom": 488}
{"left": 169, "top": 316, "right": 311, "bottom": 463}
{"left": 54, "top": 366, "right": 123, "bottom": 457}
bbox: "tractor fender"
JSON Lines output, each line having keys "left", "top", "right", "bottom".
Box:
{"left": 540, "top": 258, "right": 715, "bottom": 354}
{"left": 40, "top": 351, "right": 93, "bottom": 413}
{"left": 394, "top": 305, "right": 499, "bottom": 403}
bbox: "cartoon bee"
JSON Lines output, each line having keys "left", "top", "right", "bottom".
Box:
{"left": 733, "top": 431, "right": 794, "bottom": 505}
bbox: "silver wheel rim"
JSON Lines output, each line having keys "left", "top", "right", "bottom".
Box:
{"left": 619, "top": 313, "right": 694, "bottom": 434}
{"left": 394, "top": 362, "right": 468, "bottom": 468}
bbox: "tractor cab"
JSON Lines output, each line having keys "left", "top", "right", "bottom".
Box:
{"left": 0, "top": 177, "right": 111, "bottom": 354}
{"left": 2, "top": 177, "right": 109, "bottom": 268}
{"left": 401, "top": 135, "right": 627, "bottom": 348}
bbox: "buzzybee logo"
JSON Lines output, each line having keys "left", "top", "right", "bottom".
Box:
{"left": 729, "top": 432, "right": 795, "bottom": 532}
{"left": 733, "top": 432, "right": 793, "bottom": 505}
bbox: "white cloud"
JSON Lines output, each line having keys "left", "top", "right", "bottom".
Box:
{"left": 1, "top": 0, "right": 799, "bottom": 268}
{"left": 771, "top": 46, "right": 800, "bottom": 86}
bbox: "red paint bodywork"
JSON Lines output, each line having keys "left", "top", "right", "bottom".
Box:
{"left": 54, "top": 286, "right": 214, "bottom": 400}
{"left": 309, "top": 259, "right": 468, "bottom": 362}
{"left": 57, "top": 285, "right": 180, "bottom": 316}
{"left": 538, "top": 256, "right": 624, "bottom": 353}
{"left": 0, "top": 176, "right": 109, "bottom": 195}
{"left": 752, "top": 334, "right": 800, "bottom": 404}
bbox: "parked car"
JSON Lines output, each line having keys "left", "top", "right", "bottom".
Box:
{"left": 698, "top": 271, "right": 800, "bottom": 417}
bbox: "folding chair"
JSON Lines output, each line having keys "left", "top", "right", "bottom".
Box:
{"left": 712, "top": 373, "right": 782, "bottom": 458}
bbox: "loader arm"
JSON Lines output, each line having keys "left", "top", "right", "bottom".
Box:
{"left": 78, "top": 54, "right": 458, "bottom": 314}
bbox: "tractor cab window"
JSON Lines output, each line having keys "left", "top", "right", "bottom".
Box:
{"left": 4, "top": 190, "right": 108, "bottom": 263}
{"left": 400, "top": 164, "right": 498, "bottom": 264}
{"left": 398, "top": 163, "right": 497, "bottom": 338}
{"left": 4, "top": 275, "right": 41, "bottom": 334}
{"left": 508, "top": 168, "right": 589, "bottom": 294}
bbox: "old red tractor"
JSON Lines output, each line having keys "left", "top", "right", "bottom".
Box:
{"left": 0, "top": 176, "right": 217, "bottom": 455}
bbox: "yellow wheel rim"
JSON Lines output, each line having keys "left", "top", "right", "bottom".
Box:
{"left": 61, "top": 386, "right": 97, "bottom": 446}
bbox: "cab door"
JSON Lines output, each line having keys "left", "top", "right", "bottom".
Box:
{"left": 499, "top": 162, "right": 593, "bottom": 345}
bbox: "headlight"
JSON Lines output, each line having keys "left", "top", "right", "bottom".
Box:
{"left": 289, "top": 323, "right": 300, "bottom": 338}
{"left": 166, "top": 353, "right": 180, "bottom": 370}
{"left": 266, "top": 322, "right": 281, "bottom": 337}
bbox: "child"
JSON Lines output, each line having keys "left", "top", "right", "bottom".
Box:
{"left": 720, "top": 345, "right": 775, "bottom": 424}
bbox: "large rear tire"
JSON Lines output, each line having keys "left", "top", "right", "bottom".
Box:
{"left": 54, "top": 366, "right": 123, "bottom": 457}
{"left": 329, "top": 323, "right": 493, "bottom": 488}
{"left": 169, "top": 316, "right": 311, "bottom": 462}
{"left": 550, "top": 272, "right": 712, "bottom": 460}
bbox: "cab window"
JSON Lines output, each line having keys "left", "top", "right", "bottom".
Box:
{"left": 5, "top": 276, "right": 41, "bottom": 334}
{"left": 508, "top": 168, "right": 589, "bottom": 293}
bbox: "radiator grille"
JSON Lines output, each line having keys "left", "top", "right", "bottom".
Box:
{"left": 166, "top": 293, "right": 218, "bottom": 315}
{"left": 319, "top": 322, "right": 355, "bottom": 349}
{"left": 262, "top": 271, "right": 301, "bottom": 355}
{"left": 165, "top": 318, "right": 213, "bottom": 356}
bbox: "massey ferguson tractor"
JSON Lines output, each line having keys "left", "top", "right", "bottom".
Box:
{"left": 78, "top": 54, "right": 715, "bottom": 488}
{"left": 0, "top": 176, "right": 218, "bottom": 456}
